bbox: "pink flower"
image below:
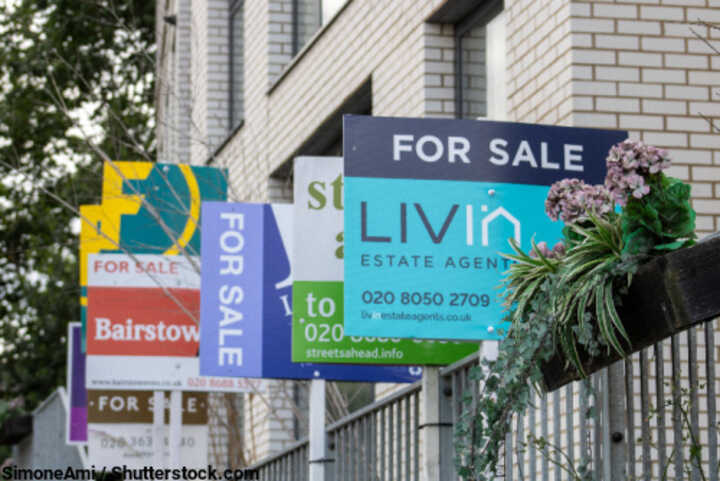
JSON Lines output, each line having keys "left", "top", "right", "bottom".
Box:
{"left": 529, "top": 240, "right": 567, "bottom": 259}
{"left": 605, "top": 139, "right": 671, "bottom": 205}
{"left": 552, "top": 241, "right": 566, "bottom": 257}
{"left": 545, "top": 179, "right": 613, "bottom": 223}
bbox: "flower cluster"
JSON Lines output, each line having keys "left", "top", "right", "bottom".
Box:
{"left": 529, "top": 240, "right": 566, "bottom": 259}
{"left": 545, "top": 178, "right": 613, "bottom": 223}
{"left": 605, "top": 139, "right": 671, "bottom": 206}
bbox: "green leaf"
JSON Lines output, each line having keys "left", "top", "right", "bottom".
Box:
{"left": 653, "top": 239, "right": 689, "bottom": 250}
{"left": 603, "top": 280, "right": 630, "bottom": 350}
{"left": 595, "top": 284, "right": 624, "bottom": 356}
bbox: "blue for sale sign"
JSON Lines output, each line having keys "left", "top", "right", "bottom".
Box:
{"left": 343, "top": 115, "right": 626, "bottom": 340}
{"left": 199, "top": 201, "right": 422, "bottom": 382}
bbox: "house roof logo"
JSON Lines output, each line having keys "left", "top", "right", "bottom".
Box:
{"left": 481, "top": 206, "right": 521, "bottom": 247}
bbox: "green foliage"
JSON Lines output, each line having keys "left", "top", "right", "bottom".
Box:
{"left": 0, "top": 0, "right": 155, "bottom": 413}
{"left": 454, "top": 269, "right": 558, "bottom": 479}
{"left": 525, "top": 430, "right": 594, "bottom": 481}
{"left": 0, "top": 398, "right": 24, "bottom": 461}
{"left": 502, "top": 238, "right": 560, "bottom": 326}
{"left": 648, "top": 383, "right": 719, "bottom": 481}
{"left": 622, "top": 173, "right": 696, "bottom": 255}
{"left": 455, "top": 157, "right": 697, "bottom": 478}
{"left": 553, "top": 213, "right": 633, "bottom": 373}
{"left": 0, "top": 399, "right": 24, "bottom": 428}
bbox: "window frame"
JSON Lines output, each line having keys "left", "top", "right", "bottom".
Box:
{"left": 291, "top": 0, "right": 349, "bottom": 56}
{"left": 454, "top": 0, "right": 504, "bottom": 119}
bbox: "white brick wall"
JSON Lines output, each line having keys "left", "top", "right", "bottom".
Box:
{"left": 174, "top": 0, "right": 192, "bottom": 164}
{"left": 190, "top": 0, "right": 231, "bottom": 165}
{"left": 156, "top": 0, "right": 193, "bottom": 165}
{"left": 268, "top": 0, "right": 294, "bottom": 86}
{"left": 156, "top": 0, "right": 720, "bottom": 471}
{"left": 423, "top": 23, "right": 456, "bottom": 118}
{"left": 506, "top": 0, "right": 574, "bottom": 125}
{"left": 568, "top": 0, "right": 720, "bottom": 234}
{"left": 213, "top": 0, "right": 447, "bottom": 204}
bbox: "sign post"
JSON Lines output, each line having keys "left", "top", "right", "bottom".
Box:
{"left": 152, "top": 391, "right": 164, "bottom": 467}
{"left": 169, "top": 391, "right": 182, "bottom": 468}
{"left": 85, "top": 252, "right": 259, "bottom": 392}
{"left": 309, "top": 379, "right": 329, "bottom": 481}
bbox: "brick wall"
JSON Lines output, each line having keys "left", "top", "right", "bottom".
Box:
{"left": 216, "top": 0, "right": 446, "bottom": 201}
{"left": 506, "top": 0, "right": 575, "bottom": 125}
{"left": 155, "top": 0, "right": 170, "bottom": 162}
{"left": 156, "top": 0, "right": 193, "bottom": 165}
{"left": 190, "top": 0, "right": 230, "bottom": 165}
{"left": 423, "top": 23, "right": 457, "bottom": 118}
{"left": 242, "top": 383, "right": 297, "bottom": 461}
{"left": 174, "top": 0, "right": 192, "bottom": 164}
{"left": 167, "top": 0, "right": 720, "bottom": 235}
{"left": 156, "top": 0, "right": 720, "bottom": 471}
{"left": 268, "top": 0, "right": 294, "bottom": 86}
{"left": 568, "top": 0, "right": 720, "bottom": 236}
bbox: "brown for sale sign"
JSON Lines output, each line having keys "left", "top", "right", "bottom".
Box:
{"left": 87, "top": 390, "right": 208, "bottom": 468}
{"left": 87, "top": 391, "right": 207, "bottom": 424}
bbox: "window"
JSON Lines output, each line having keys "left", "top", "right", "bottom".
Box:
{"left": 229, "top": 0, "right": 244, "bottom": 130}
{"left": 269, "top": 78, "right": 370, "bottom": 180}
{"left": 455, "top": 1, "right": 506, "bottom": 120}
{"left": 293, "top": 0, "right": 346, "bottom": 54}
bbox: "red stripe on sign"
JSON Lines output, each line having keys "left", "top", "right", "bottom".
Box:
{"left": 87, "top": 287, "right": 200, "bottom": 356}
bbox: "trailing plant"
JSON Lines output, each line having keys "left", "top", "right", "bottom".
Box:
{"left": 647, "top": 383, "right": 720, "bottom": 481}
{"left": 525, "top": 431, "right": 593, "bottom": 481}
{"left": 455, "top": 140, "right": 696, "bottom": 479}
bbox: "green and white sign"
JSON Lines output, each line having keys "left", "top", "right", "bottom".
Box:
{"left": 291, "top": 157, "right": 477, "bottom": 365}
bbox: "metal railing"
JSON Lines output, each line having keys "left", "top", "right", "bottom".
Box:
{"left": 248, "top": 438, "right": 309, "bottom": 481}
{"left": 249, "top": 320, "right": 720, "bottom": 480}
{"left": 327, "top": 382, "right": 421, "bottom": 481}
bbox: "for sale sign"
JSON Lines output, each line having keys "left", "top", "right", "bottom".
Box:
{"left": 291, "top": 157, "right": 478, "bottom": 365}
{"left": 80, "top": 161, "right": 259, "bottom": 392}
{"left": 200, "top": 201, "right": 428, "bottom": 382}
{"left": 343, "top": 115, "right": 626, "bottom": 340}
{"left": 87, "top": 255, "right": 199, "bottom": 357}
{"left": 86, "top": 253, "right": 261, "bottom": 392}
{"left": 67, "top": 323, "right": 87, "bottom": 445}
{"left": 87, "top": 391, "right": 207, "bottom": 469}
{"left": 79, "top": 162, "right": 227, "bottom": 352}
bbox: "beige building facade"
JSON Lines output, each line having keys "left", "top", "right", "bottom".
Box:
{"left": 155, "top": 0, "right": 720, "bottom": 473}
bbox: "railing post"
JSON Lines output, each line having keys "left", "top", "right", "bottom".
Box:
{"left": 607, "top": 362, "right": 628, "bottom": 480}
{"left": 421, "top": 367, "right": 453, "bottom": 481}
{"left": 309, "top": 379, "right": 334, "bottom": 481}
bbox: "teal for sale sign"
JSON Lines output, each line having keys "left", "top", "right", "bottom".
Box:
{"left": 343, "top": 115, "right": 627, "bottom": 340}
